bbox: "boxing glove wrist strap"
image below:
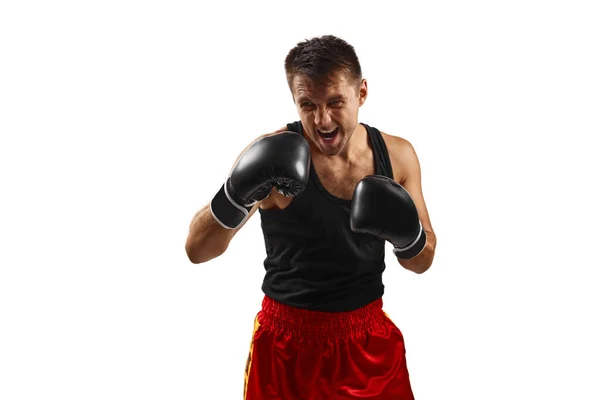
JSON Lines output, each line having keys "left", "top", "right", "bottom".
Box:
{"left": 392, "top": 222, "right": 427, "bottom": 260}
{"left": 210, "top": 182, "right": 252, "bottom": 230}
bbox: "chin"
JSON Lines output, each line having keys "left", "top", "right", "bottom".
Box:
{"left": 321, "top": 143, "right": 344, "bottom": 156}
{"left": 321, "top": 148, "right": 339, "bottom": 157}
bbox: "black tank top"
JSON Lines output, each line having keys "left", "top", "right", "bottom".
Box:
{"left": 258, "top": 121, "right": 395, "bottom": 312}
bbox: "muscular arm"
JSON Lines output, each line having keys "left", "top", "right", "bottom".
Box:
{"left": 184, "top": 126, "right": 290, "bottom": 264}
{"left": 388, "top": 136, "right": 437, "bottom": 274}
{"left": 185, "top": 202, "right": 259, "bottom": 264}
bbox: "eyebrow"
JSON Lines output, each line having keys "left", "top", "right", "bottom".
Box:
{"left": 297, "top": 95, "right": 346, "bottom": 104}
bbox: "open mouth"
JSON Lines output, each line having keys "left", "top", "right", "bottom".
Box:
{"left": 318, "top": 127, "right": 339, "bottom": 142}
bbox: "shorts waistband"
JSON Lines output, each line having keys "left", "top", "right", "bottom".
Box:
{"left": 257, "top": 295, "right": 386, "bottom": 341}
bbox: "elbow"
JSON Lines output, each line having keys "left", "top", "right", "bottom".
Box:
{"left": 185, "top": 242, "right": 227, "bottom": 264}
{"left": 399, "top": 260, "right": 431, "bottom": 274}
{"left": 185, "top": 246, "right": 210, "bottom": 264}
{"left": 187, "top": 253, "right": 206, "bottom": 264}
{"left": 186, "top": 251, "right": 211, "bottom": 265}
{"left": 413, "top": 263, "right": 432, "bottom": 274}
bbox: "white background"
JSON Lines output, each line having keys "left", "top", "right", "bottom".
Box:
{"left": 1, "top": 0, "right": 599, "bottom": 399}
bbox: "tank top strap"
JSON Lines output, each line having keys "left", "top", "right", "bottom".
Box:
{"left": 363, "top": 123, "right": 394, "bottom": 179}
{"left": 286, "top": 121, "right": 303, "bottom": 134}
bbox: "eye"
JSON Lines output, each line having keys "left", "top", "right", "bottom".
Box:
{"left": 329, "top": 100, "right": 343, "bottom": 107}
{"left": 300, "top": 102, "right": 315, "bottom": 109}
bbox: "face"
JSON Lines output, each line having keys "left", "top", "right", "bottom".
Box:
{"left": 290, "top": 73, "right": 368, "bottom": 157}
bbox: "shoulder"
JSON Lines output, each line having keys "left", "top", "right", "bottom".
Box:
{"left": 250, "top": 126, "right": 295, "bottom": 143}
{"left": 261, "top": 125, "right": 291, "bottom": 137}
{"left": 379, "top": 131, "right": 415, "bottom": 155}
{"left": 378, "top": 130, "right": 419, "bottom": 184}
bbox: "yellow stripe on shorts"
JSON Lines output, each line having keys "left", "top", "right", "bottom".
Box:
{"left": 243, "top": 316, "right": 261, "bottom": 399}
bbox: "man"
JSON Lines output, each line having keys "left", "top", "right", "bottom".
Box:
{"left": 185, "top": 35, "right": 436, "bottom": 399}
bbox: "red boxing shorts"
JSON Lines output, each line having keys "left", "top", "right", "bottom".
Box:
{"left": 243, "top": 295, "right": 415, "bottom": 399}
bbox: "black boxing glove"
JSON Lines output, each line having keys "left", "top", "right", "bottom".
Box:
{"left": 210, "top": 131, "right": 311, "bottom": 229}
{"left": 350, "top": 175, "right": 426, "bottom": 259}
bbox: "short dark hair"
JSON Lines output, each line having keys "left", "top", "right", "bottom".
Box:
{"left": 284, "top": 35, "right": 363, "bottom": 89}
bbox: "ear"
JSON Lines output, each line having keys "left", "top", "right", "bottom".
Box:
{"left": 358, "top": 78, "right": 368, "bottom": 106}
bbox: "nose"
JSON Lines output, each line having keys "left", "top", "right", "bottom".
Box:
{"left": 314, "top": 106, "right": 331, "bottom": 128}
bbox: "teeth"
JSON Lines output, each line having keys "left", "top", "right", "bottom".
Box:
{"left": 319, "top": 129, "right": 336, "bottom": 134}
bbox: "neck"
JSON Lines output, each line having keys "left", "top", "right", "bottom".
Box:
{"left": 336, "top": 122, "right": 367, "bottom": 162}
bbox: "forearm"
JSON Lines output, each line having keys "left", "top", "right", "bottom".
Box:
{"left": 185, "top": 204, "right": 235, "bottom": 264}
{"left": 398, "top": 229, "right": 436, "bottom": 274}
